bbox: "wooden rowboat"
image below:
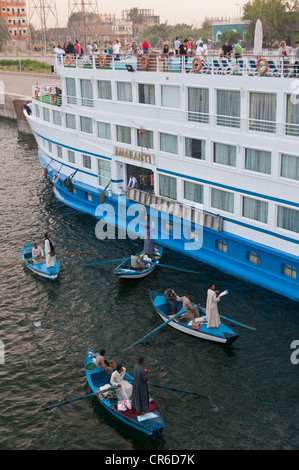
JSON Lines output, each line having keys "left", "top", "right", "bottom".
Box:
{"left": 114, "top": 245, "right": 163, "bottom": 279}
{"left": 85, "top": 348, "right": 164, "bottom": 438}
{"left": 21, "top": 242, "right": 60, "bottom": 281}
{"left": 150, "top": 289, "right": 239, "bottom": 345}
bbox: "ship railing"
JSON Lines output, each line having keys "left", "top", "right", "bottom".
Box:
{"left": 32, "top": 83, "right": 63, "bottom": 106}
{"left": 126, "top": 188, "right": 223, "bottom": 233}
{"left": 57, "top": 53, "right": 299, "bottom": 78}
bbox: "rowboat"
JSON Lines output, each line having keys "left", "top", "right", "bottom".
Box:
{"left": 21, "top": 242, "right": 60, "bottom": 281}
{"left": 114, "top": 245, "right": 163, "bottom": 279}
{"left": 149, "top": 289, "right": 239, "bottom": 345}
{"left": 85, "top": 348, "right": 165, "bottom": 439}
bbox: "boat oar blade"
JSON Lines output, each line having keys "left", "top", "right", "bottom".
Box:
{"left": 148, "top": 382, "right": 211, "bottom": 400}
{"left": 221, "top": 315, "right": 256, "bottom": 330}
{"left": 122, "top": 311, "right": 183, "bottom": 352}
{"left": 83, "top": 258, "right": 128, "bottom": 267}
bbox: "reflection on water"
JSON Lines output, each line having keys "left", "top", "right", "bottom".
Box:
{"left": 0, "top": 118, "right": 298, "bottom": 450}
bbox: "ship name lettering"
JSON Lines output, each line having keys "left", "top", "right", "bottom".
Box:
{"left": 115, "top": 147, "right": 151, "bottom": 164}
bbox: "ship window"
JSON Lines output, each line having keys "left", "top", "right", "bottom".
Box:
{"left": 53, "top": 110, "right": 62, "bottom": 126}
{"left": 245, "top": 148, "right": 271, "bottom": 174}
{"left": 98, "top": 159, "right": 111, "bottom": 187}
{"left": 43, "top": 107, "right": 50, "bottom": 122}
{"left": 80, "top": 116, "right": 93, "bottom": 134}
{"left": 34, "top": 104, "right": 40, "bottom": 118}
{"left": 66, "top": 77, "right": 77, "bottom": 105}
{"left": 68, "top": 150, "right": 75, "bottom": 163}
{"left": 277, "top": 206, "right": 299, "bottom": 233}
{"left": 185, "top": 137, "right": 205, "bottom": 160}
{"left": 184, "top": 181, "right": 203, "bottom": 204}
{"left": 80, "top": 79, "right": 94, "bottom": 107}
{"left": 159, "top": 174, "right": 177, "bottom": 200}
{"left": 97, "top": 122, "right": 111, "bottom": 140}
{"left": 48, "top": 141, "right": 52, "bottom": 153}
{"left": 97, "top": 80, "right": 112, "bottom": 100}
{"left": 282, "top": 264, "right": 297, "bottom": 279}
{"left": 116, "top": 125, "right": 131, "bottom": 144}
{"left": 161, "top": 85, "right": 180, "bottom": 108}
{"left": 211, "top": 188, "right": 234, "bottom": 213}
{"left": 249, "top": 92, "right": 276, "bottom": 133}
{"left": 82, "top": 154, "right": 92, "bottom": 169}
{"left": 247, "top": 251, "right": 260, "bottom": 265}
{"left": 57, "top": 146, "right": 63, "bottom": 158}
{"left": 137, "top": 129, "right": 153, "bottom": 149}
{"left": 280, "top": 153, "right": 299, "bottom": 181}
{"left": 188, "top": 87, "right": 209, "bottom": 124}
{"left": 286, "top": 94, "right": 299, "bottom": 137}
{"left": 138, "top": 84, "right": 155, "bottom": 105}
{"left": 213, "top": 143, "right": 236, "bottom": 167}
{"left": 216, "top": 240, "right": 228, "bottom": 253}
{"left": 86, "top": 193, "right": 93, "bottom": 202}
{"left": 242, "top": 197, "right": 268, "bottom": 223}
{"left": 66, "top": 113, "right": 76, "bottom": 130}
{"left": 117, "top": 82, "right": 132, "bottom": 102}
{"left": 160, "top": 133, "right": 178, "bottom": 154}
{"left": 217, "top": 90, "right": 240, "bottom": 128}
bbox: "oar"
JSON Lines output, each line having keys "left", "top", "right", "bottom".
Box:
{"left": 147, "top": 382, "right": 211, "bottom": 400}
{"left": 122, "top": 310, "right": 184, "bottom": 352}
{"left": 220, "top": 315, "right": 256, "bottom": 331}
{"left": 0, "top": 256, "right": 37, "bottom": 272}
{"left": 59, "top": 249, "right": 98, "bottom": 257}
{"left": 126, "top": 378, "right": 210, "bottom": 400}
{"left": 148, "top": 261, "right": 203, "bottom": 275}
{"left": 36, "top": 386, "right": 117, "bottom": 413}
{"left": 83, "top": 258, "right": 128, "bottom": 267}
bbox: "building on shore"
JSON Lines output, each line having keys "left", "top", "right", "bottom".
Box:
{"left": 0, "top": 0, "right": 28, "bottom": 51}
{"left": 212, "top": 19, "right": 250, "bottom": 44}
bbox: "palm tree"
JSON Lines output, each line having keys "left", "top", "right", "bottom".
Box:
{"left": 0, "top": 17, "right": 9, "bottom": 51}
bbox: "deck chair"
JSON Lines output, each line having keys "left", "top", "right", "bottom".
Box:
{"left": 212, "top": 59, "right": 222, "bottom": 74}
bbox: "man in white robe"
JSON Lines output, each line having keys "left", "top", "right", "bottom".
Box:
{"left": 110, "top": 365, "right": 133, "bottom": 401}
{"left": 32, "top": 243, "right": 45, "bottom": 264}
{"left": 44, "top": 233, "right": 56, "bottom": 268}
{"left": 206, "top": 284, "right": 221, "bottom": 328}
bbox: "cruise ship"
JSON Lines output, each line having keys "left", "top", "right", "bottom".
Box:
{"left": 24, "top": 51, "right": 299, "bottom": 301}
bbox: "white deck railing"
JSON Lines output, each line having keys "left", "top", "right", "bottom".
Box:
{"left": 54, "top": 52, "right": 299, "bottom": 78}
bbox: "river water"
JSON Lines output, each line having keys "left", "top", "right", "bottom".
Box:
{"left": 0, "top": 118, "right": 298, "bottom": 451}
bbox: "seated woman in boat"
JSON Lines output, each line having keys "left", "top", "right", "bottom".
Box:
{"left": 32, "top": 243, "right": 45, "bottom": 264}
{"left": 110, "top": 364, "right": 133, "bottom": 401}
{"left": 89, "top": 349, "right": 113, "bottom": 376}
{"left": 176, "top": 293, "right": 201, "bottom": 322}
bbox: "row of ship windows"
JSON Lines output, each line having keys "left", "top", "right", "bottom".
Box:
{"left": 64, "top": 78, "right": 299, "bottom": 136}
{"left": 42, "top": 137, "right": 299, "bottom": 236}
{"left": 35, "top": 104, "right": 299, "bottom": 182}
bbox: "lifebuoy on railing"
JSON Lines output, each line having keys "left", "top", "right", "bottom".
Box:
{"left": 65, "top": 55, "right": 72, "bottom": 67}
{"left": 192, "top": 57, "right": 202, "bottom": 72}
{"left": 51, "top": 94, "right": 58, "bottom": 105}
{"left": 140, "top": 55, "right": 149, "bottom": 70}
{"left": 256, "top": 57, "right": 268, "bottom": 75}
{"left": 35, "top": 89, "right": 39, "bottom": 99}
{"left": 98, "top": 55, "right": 106, "bottom": 67}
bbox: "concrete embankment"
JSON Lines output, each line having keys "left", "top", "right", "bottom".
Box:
{"left": 0, "top": 71, "right": 59, "bottom": 133}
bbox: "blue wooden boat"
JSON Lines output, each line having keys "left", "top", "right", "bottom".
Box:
{"left": 21, "top": 242, "right": 60, "bottom": 281}
{"left": 150, "top": 289, "right": 239, "bottom": 345}
{"left": 114, "top": 245, "right": 163, "bottom": 279}
{"left": 85, "top": 348, "right": 164, "bottom": 438}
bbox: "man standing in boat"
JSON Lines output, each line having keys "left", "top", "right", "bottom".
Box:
{"left": 131, "top": 357, "right": 149, "bottom": 414}
{"left": 44, "top": 233, "right": 56, "bottom": 268}
{"left": 206, "top": 284, "right": 221, "bottom": 328}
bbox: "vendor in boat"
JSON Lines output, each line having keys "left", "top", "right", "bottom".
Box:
{"left": 32, "top": 243, "right": 45, "bottom": 264}
{"left": 44, "top": 233, "right": 56, "bottom": 268}
{"left": 131, "top": 357, "right": 149, "bottom": 415}
{"left": 143, "top": 218, "right": 154, "bottom": 256}
{"left": 206, "top": 284, "right": 221, "bottom": 328}
{"left": 176, "top": 293, "right": 201, "bottom": 322}
{"left": 89, "top": 349, "right": 114, "bottom": 376}
{"left": 110, "top": 364, "right": 133, "bottom": 401}
{"left": 164, "top": 287, "right": 179, "bottom": 314}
